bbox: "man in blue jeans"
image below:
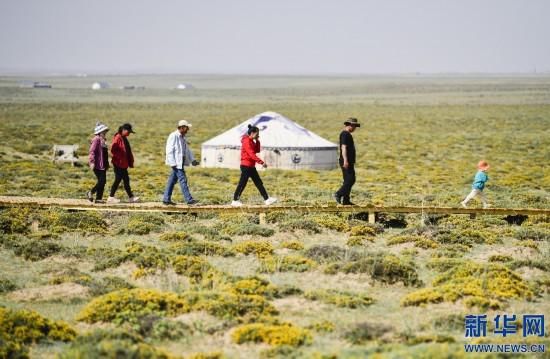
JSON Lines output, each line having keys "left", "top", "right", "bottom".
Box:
{"left": 163, "top": 120, "right": 200, "bottom": 205}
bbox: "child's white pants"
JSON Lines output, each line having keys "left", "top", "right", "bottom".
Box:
{"left": 463, "top": 189, "right": 487, "bottom": 206}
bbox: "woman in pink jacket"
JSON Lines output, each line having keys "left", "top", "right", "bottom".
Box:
{"left": 87, "top": 122, "right": 109, "bottom": 203}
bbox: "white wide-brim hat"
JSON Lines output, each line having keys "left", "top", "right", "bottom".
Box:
{"left": 94, "top": 123, "right": 109, "bottom": 135}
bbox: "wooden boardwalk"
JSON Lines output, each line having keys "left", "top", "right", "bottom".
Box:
{"left": 0, "top": 196, "right": 548, "bottom": 223}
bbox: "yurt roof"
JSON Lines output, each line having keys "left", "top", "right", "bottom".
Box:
{"left": 202, "top": 112, "right": 337, "bottom": 150}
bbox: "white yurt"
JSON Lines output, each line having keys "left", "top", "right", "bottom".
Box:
{"left": 91, "top": 82, "right": 110, "bottom": 90}
{"left": 175, "top": 83, "right": 194, "bottom": 90}
{"left": 201, "top": 112, "right": 338, "bottom": 170}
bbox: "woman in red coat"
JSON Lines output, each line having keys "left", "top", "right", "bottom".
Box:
{"left": 107, "top": 123, "right": 140, "bottom": 203}
{"left": 231, "top": 125, "right": 277, "bottom": 207}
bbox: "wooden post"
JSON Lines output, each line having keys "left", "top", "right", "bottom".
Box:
{"left": 259, "top": 213, "right": 267, "bottom": 225}
{"left": 368, "top": 212, "right": 376, "bottom": 224}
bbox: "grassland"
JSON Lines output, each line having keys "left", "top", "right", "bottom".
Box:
{"left": 0, "top": 75, "right": 549, "bottom": 358}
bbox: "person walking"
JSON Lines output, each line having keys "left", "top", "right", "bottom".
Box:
{"left": 162, "top": 120, "right": 200, "bottom": 205}
{"left": 107, "top": 123, "right": 140, "bottom": 203}
{"left": 334, "top": 118, "right": 360, "bottom": 205}
{"left": 87, "top": 122, "right": 109, "bottom": 203}
{"left": 461, "top": 160, "right": 490, "bottom": 209}
{"left": 231, "top": 125, "right": 277, "bottom": 207}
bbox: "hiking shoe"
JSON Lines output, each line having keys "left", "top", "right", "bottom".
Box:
{"left": 163, "top": 200, "right": 177, "bottom": 205}
{"left": 231, "top": 200, "right": 243, "bottom": 207}
{"left": 187, "top": 199, "right": 200, "bottom": 205}
{"left": 86, "top": 191, "right": 94, "bottom": 202}
{"left": 107, "top": 196, "right": 120, "bottom": 204}
{"left": 342, "top": 202, "right": 356, "bottom": 206}
{"left": 94, "top": 199, "right": 105, "bottom": 204}
{"left": 333, "top": 192, "right": 342, "bottom": 204}
{"left": 264, "top": 197, "right": 278, "bottom": 206}
{"left": 129, "top": 196, "right": 140, "bottom": 203}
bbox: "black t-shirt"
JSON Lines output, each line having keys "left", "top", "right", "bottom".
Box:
{"left": 339, "top": 130, "right": 356, "bottom": 164}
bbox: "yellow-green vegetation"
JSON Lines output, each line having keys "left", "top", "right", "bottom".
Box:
{"left": 259, "top": 255, "right": 317, "bottom": 273}
{"left": 58, "top": 329, "right": 172, "bottom": 359}
{"left": 126, "top": 213, "right": 166, "bottom": 235}
{"left": 325, "top": 253, "right": 422, "bottom": 286}
{"left": 233, "top": 240, "right": 274, "bottom": 258}
{"left": 0, "top": 75, "right": 549, "bottom": 357}
{"left": 311, "top": 214, "right": 350, "bottom": 232}
{"left": 77, "top": 288, "right": 191, "bottom": 325}
{"left": 279, "top": 240, "right": 305, "bottom": 251}
{"left": 159, "top": 231, "right": 191, "bottom": 242}
{"left": 231, "top": 323, "right": 312, "bottom": 347}
{"left": 306, "top": 320, "right": 335, "bottom": 333}
{"left": 387, "top": 234, "right": 438, "bottom": 249}
{"left": 77, "top": 288, "right": 278, "bottom": 325}
{"left": 0, "top": 307, "right": 76, "bottom": 358}
{"left": 304, "top": 289, "right": 374, "bottom": 308}
{"left": 171, "top": 255, "right": 212, "bottom": 282}
{"left": 402, "top": 262, "right": 533, "bottom": 309}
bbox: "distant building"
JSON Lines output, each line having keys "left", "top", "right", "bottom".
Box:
{"left": 19, "top": 81, "right": 52, "bottom": 88}
{"left": 91, "top": 82, "right": 110, "bottom": 90}
{"left": 33, "top": 82, "right": 52, "bottom": 88}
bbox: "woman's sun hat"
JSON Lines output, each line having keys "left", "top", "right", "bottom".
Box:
{"left": 477, "top": 160, "right": 490, "bottom": 170}
{"left": 94, "top": 122, "right": 109, "bottom": 135}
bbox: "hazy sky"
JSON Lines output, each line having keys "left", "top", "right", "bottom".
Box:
{"left": 1, "top": 0, "right": 549, "bottom": 74}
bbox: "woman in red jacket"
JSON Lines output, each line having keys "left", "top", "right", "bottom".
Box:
{"left": 231, "top": 125, "right": 277, "bottom": 207}
{"left": 107, "top": 123, "right": 140, "bottom": 203}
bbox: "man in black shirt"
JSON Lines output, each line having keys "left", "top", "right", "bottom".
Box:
{"left": 334, "top": 118, "right": 360, "bottom": 205}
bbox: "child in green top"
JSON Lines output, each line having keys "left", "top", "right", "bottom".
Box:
{"left": 461, "top": 160, "right": 490, "bottom": 209}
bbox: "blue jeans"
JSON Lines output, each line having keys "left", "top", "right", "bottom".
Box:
{"left": 163, "top": 167, "right": 193, "bottom": 203}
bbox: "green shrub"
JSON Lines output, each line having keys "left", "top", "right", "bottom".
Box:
{"left": 304, "top": 289, "right": 374, "bottom": 308}
{"left": 259, "top": 255, "right": 316, "bottom": 273}
{"left": 14, "top": 239, "right": 62, "bottom": 261}
{"left": 0, "top": 207, "right": 32, "bottom": 234}
{"left": 349, "top": 225, "right": 377, "bottom": 237}
{"left": 304, "top": 245, "right": 359, "bottom": 263}
{"left": 306, "top": 320, "right": 335, "bottom": 333}
{"left": 232, "top": 323, "right": 312, "bottom": 346}
{"left": 170, "top": 240, "right": 235, "bottom": 257}
{"left": 77, "top": 288, "right": 191, "bottom": 325}
{"left": 223, "top": 223, "right": 275, "bottom": 237}
{"left": 0, "top": 278, "right": 17, "bottom": 293}
{"left": 279, "top": 240, "right": 305, "bottom": 251}
{"left": 184, "top": 291, "right": 278, "bottom": 322}
{"left": 311, "top": 214, "right": 349, "bottom": 232}
{"left": 402, "top": 262, "right": 533, "bottom": 308}
{"left": 278, "top": 219, "right": 322, "bottom": 234}
{"left": 344, "top": 322, "right": 393, "bottom": 344}
{"left": 42, "top": 209, "right": 108, "bottom": 234}
{"left": 338, "top": 254, "right": 422, "bottom": 286}
{"left": 0, "top": 307, "right": 76, "bottom": 359}
{"left": 515, "top": 227, "right": 549, "bottom": 241}
{"left": 234, "top": 240, "right": 274, "bottom": 258}
{"left": 171, "top": 255, "right": 212, "bottom": 282}
{"left": 126, "top": 213, "right": 165, "bottom": 235}
{"left": 159, "top": 231, "right": 191, "bottom": 242}
{"left": 58, "top": 329, "right": 171, "bottom": 359}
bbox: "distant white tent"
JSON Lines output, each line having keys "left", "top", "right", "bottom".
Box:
{"left": 201, "top": 112, "right": 338, "bottom": 170}
{"left": 175, "top": 83, "right": 194, "bottom": 90}
{"left": 91, "top": 82, "right": 110, "bottom": 90}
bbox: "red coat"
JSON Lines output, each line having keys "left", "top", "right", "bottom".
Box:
{"left": 240, "top": 135, "right": 264, "bottom": 167}
{"left": 111, "top": 133, "right": 134, "bottom": 169}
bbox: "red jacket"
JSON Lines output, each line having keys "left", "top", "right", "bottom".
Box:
{"left": 111, "top": 133, "right": 134, "bottom": 169}
{"left": 240, "top": 135, "right": 264, "bottom": 167}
